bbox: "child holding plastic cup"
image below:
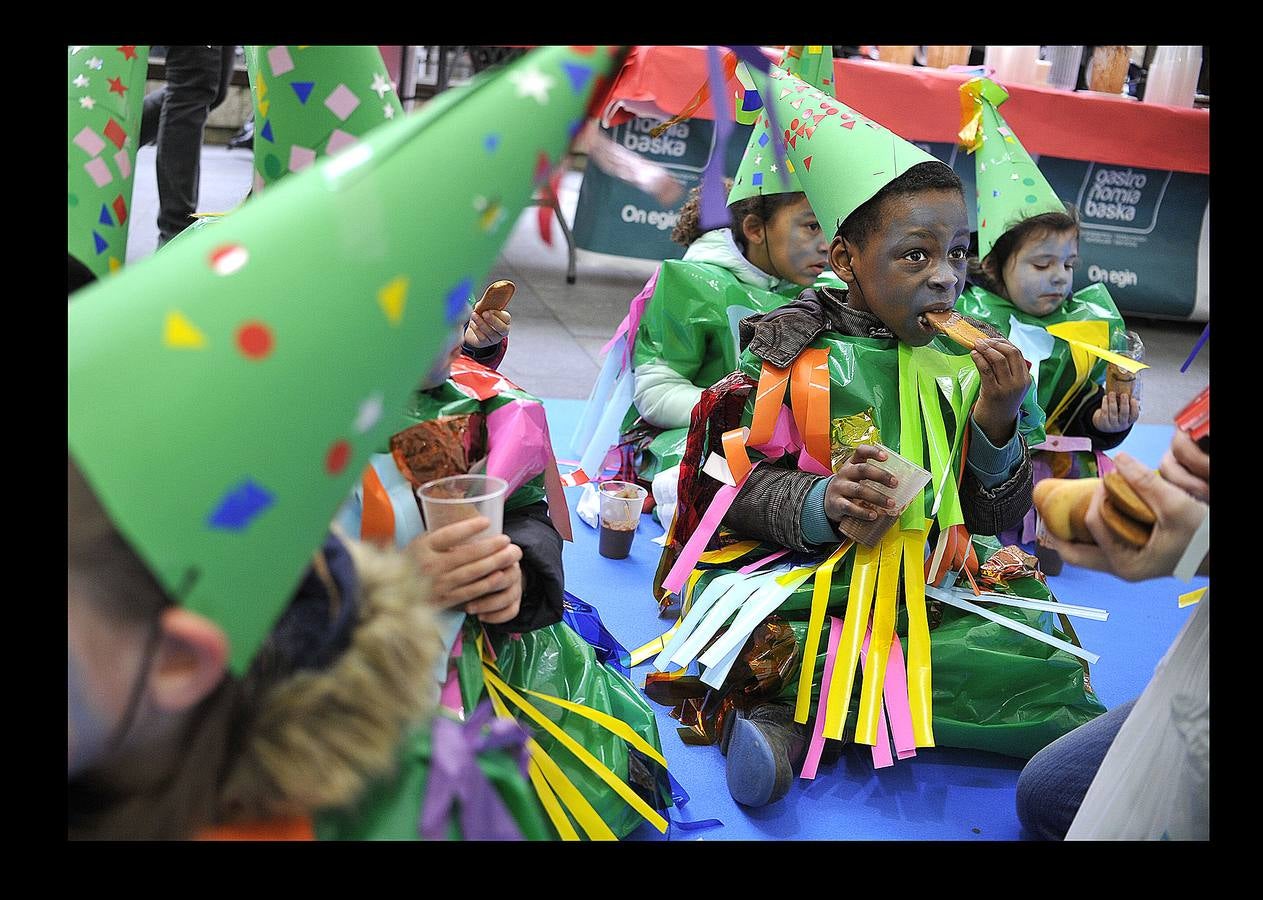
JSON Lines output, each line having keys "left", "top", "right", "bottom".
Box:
{"left": 954, "top": 79, "right": 1143, "bottom": 563}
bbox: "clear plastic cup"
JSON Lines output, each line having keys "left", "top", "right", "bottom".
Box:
{"left": 417, "top": 474, "right": 508, "bottom": 537}
{"left": 835, "top": 442, "right": 933, "bottom": 547}
{"left": 1106, "top": 330, "right": 1144, "bottom": 400}
{"left": 598, "top": 480, "right": 647, "bottom": 559}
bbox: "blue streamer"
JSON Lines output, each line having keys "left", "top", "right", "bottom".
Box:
{"left": 1180, "top": 323, "right": 1209, "bottom": 373}
{"left": 561, "top": 591, "right": 632, "bottom": 677}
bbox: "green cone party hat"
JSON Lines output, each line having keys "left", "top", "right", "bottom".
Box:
{"left": 67, "top": 45, "right": 149, "bottom": 279}
{"left": 758, "top": 64, "right": 943, "bottom": 233}
{"left": 958, "top": 77, "right": 1065, "bottom": 260}
{"left": 728, "top": 46, "right": 837, "bottom": 205}
{"left": 246, "top": 45, "right": 405, "bottom": 193}
{"left": 68, "top": 46, "right": 621, "bottom": 674}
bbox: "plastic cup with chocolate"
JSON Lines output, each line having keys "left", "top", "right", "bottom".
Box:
{"left": 597, "top": 480, "right": 647, "bottom": 559}
{"left": 1106, "top": 330, "right": 1144, "bottom": 399}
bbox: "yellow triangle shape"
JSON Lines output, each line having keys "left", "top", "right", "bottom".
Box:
{"left": 164, "top": 311, "right": 208, "bottom": 349}
{"left": 378, "top": 276, "right": 408, "bottom": 325}
{"left": 258, "top": 98, "right": 270, "bottom": 118}
{"left": 257, "top": 75, "right": 268, "bottom": 101}
{"left": 108, "top": 257, "right": 121, "bottom": 273}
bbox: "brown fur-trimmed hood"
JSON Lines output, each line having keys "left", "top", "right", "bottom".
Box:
{"left": 216, "top": 536, "right": 441, "bottom": 822}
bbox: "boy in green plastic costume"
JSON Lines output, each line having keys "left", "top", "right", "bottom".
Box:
{"left": 653, "top": 67, "right": 1105, "bottom": 809}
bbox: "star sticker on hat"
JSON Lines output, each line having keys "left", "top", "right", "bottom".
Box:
{"left": 108, "top": 76, "right": 127, "bottom": 96}
{"left": 117, "top": 45, "right": 138, "bottom": 61}
{"left": 370, "top": 72, "right": 391, "bottom": 99}
{"left": 86, "top": 56, "right": 103, "bottom": 70}
{"left": 383, "top": 103, "right": 395, "bottom": 119}
{"left": 74, "top": 73, "right": 89, "bottom": 88}
{"left": 509, "top": 66, "right": 555, "bottom": 105}
{"left": 79, "top": 95, "right": 96, "bottom": 110}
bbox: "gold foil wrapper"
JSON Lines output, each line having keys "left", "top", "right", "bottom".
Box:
{"left": 830, "top": 408, "right": 881, "bottom": 474}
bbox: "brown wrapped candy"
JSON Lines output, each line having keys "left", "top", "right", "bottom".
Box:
{"left": 978, "top": 545, "right": 1046, "bottom": 590}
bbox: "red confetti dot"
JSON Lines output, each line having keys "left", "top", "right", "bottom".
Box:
{"left": 570, "top": 46, "right": 596, "bottom": 55}
{"left": 326, "top": 440, "right": 351, "bottom": 475}
{"left": 236, "top": 322, "right": 274, "bottom": 359}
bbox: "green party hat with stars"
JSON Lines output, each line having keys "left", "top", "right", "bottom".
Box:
{"left": 959, "top": 77, "right": 1065, "bottom": 260}
{"left": 246, "top": 45, "right": 405, "bottom": 193}
{"left": 758, "top": 64, "right": 944, "bottom": 233}
{"left": 68, "top": 45, "right": 621, "bottom": 675}
{"left": 728, "top": 46, "right": 837, "bottom": 206}
{"left": 67, "top": 45, "right": 149, "bottom": 279}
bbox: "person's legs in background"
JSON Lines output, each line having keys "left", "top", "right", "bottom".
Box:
{"left": 1015, "top": 697, "right": 1136, "bottom": 840}
{"left": 139, "top": 46, "right": 233, "bottom": 245}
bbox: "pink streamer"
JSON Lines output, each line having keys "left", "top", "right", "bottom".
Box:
{"left": 859, "top": 629, "right": 894, "bottom": 769}
{"left": 662, "top": 482, "right": 743, "bottom": 595}
{"left": 738, "top": 549, "right": 789, "bottom": 574}
{"left": 484, "top": 399, "right": 573, "bottom": 540}
{"left": 600, "top": 268, "right": 660, "bottom": 370}
{"left": 884, "top": 635, "right": 917, "bottom": 759}
{"left": 1095, "top": 450, "right": 1116, "bottom": 477}
{"left": 800, "top": 615, "right": 843, "bottom": 780}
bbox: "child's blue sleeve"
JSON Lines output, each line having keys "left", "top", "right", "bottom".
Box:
{"left": 966, "top": 419, "right": 1024, "bottom": 489}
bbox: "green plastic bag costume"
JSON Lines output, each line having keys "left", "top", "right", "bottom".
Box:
{"left": 340, "top": 360, "right": 675, "bottom": 840}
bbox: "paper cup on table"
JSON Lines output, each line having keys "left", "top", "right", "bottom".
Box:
{"left": 835, "top": 442, "right": 932, "bottom": 547}
{"left": 598, "top": 480, "right": 647, "bottom": 559}
{"left": 417, "top": 474, "right": 509, "bottom": 537}
{"left": 1086, "top": 45, "right": 1130, "bottom": 94}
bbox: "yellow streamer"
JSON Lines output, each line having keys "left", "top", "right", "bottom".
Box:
{"left": 520, "top": 687, "right": 669, "bottom": 769}
{"left": 902, "top": 528, "right": 935, "bottom": 746}
{"left": 824, "top": 541, "right": 879, "bottom": 739}
{"left": 856, "top": 533, "right": 904, "bottom": 745}
{"left": 629, "top": 622, "right": 680, "bottom": 666}
{"left": 482, "top": 674, "right": 587, "bottom": 840}
{"left": 525, "top": 757, "right": 579, "bottom": 841}
{"left": 1179, "top": 587, "right": 1207, "bottom": 608}
{"left": 483, "top": 673, "right": 616, "bottom": 841}
{"left": 1044, "top": 321, "right": 1148, "bottom": 430}
{"left": 680, "top": 567, "right": 705, "bottom": 616}
{"left": 795, "top": 542, "right": 852, "bottom": 724}
{"left": 698, "top": 541, "right": 761, "bottom": 564}
{"left": 482, "top": 667, "right": 669, "bottom": 833}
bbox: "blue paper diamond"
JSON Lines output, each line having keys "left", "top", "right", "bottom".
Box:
{"left": 562, "top": 61, "right": 593, "bottom": 95}
{"left": 445, "top": 277, "right": 475, "bottom": 322}
{"left": 752, "top": 172, "right": 763, "bottom": 186}
{"left": 993, "top": 190, "right": 1000, "bottom": 197}
{"left": 484, "top": 133, "right": 501, "bottom": 152}
{"left": 260, "top": 120, "right": 274, "bottom": 143}
{"left": 742, "top": 89, "right": 762, "bottom": 112}
{"left": 291, "top": 81, "right": 315, "bottom": 104}
{"left": 207, "top": 479, "right": 275, "bottom": 531}
{"left": 758, "top": 132, "right": 769, "bottom": 147}
{"left": 93, "top": 231, "right": 108, "bottom": 254}
{"left": 98, "top": 204, "right": 113, "bottom": 226}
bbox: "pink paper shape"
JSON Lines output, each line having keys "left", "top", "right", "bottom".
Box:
{"left": 84, "top": 157, "right": 112, "bottom": 187}
{"left": 326, "top": 128, "right": 358, "bottom": 155}
{"left": 439, "top": 629, "right": 465, "bottom": 714}
{"left": 113, "top": 148, "right": 132, "bottom": 180}
{"left": 324, "top": 84, "right": 361, "bottom": 121}
{"left": 288, "top": 145, "right": 317, "bottom": 173}
{"left": 1031, "top": 436, "right": 1092, "bottom": 453}
{"left": 74, "top": 126, "right": 106, "bottom": 157}
{"left": 800, "top": 615, "right": 843, "bottom": 779}
{"left": 267, "top": 45, "right": 295, "bottom": 77}
{"left": 485, "top": 400, "right": 554, "bottom": 498}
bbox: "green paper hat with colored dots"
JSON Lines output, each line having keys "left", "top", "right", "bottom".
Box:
{"left": 728, "top": 46, "right": 837, "bottom": 206}
{"left": 246, "top": 46, "right": 405, "bottom": 193}
{"left": 958, "top": 77, "right": 1065, "bottom": 260}
{"left": 757, "top": 65, "right": 944, "bottom": 234}
{"left": 68, "top": 45, "right": 621, "bottom": 675}
{"left": 67, "top": 45, "right": 149, "bottom": 280}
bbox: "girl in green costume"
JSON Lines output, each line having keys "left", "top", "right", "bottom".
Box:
{"left": 954, "top": 77, "right": 1140, "bottom": 554}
